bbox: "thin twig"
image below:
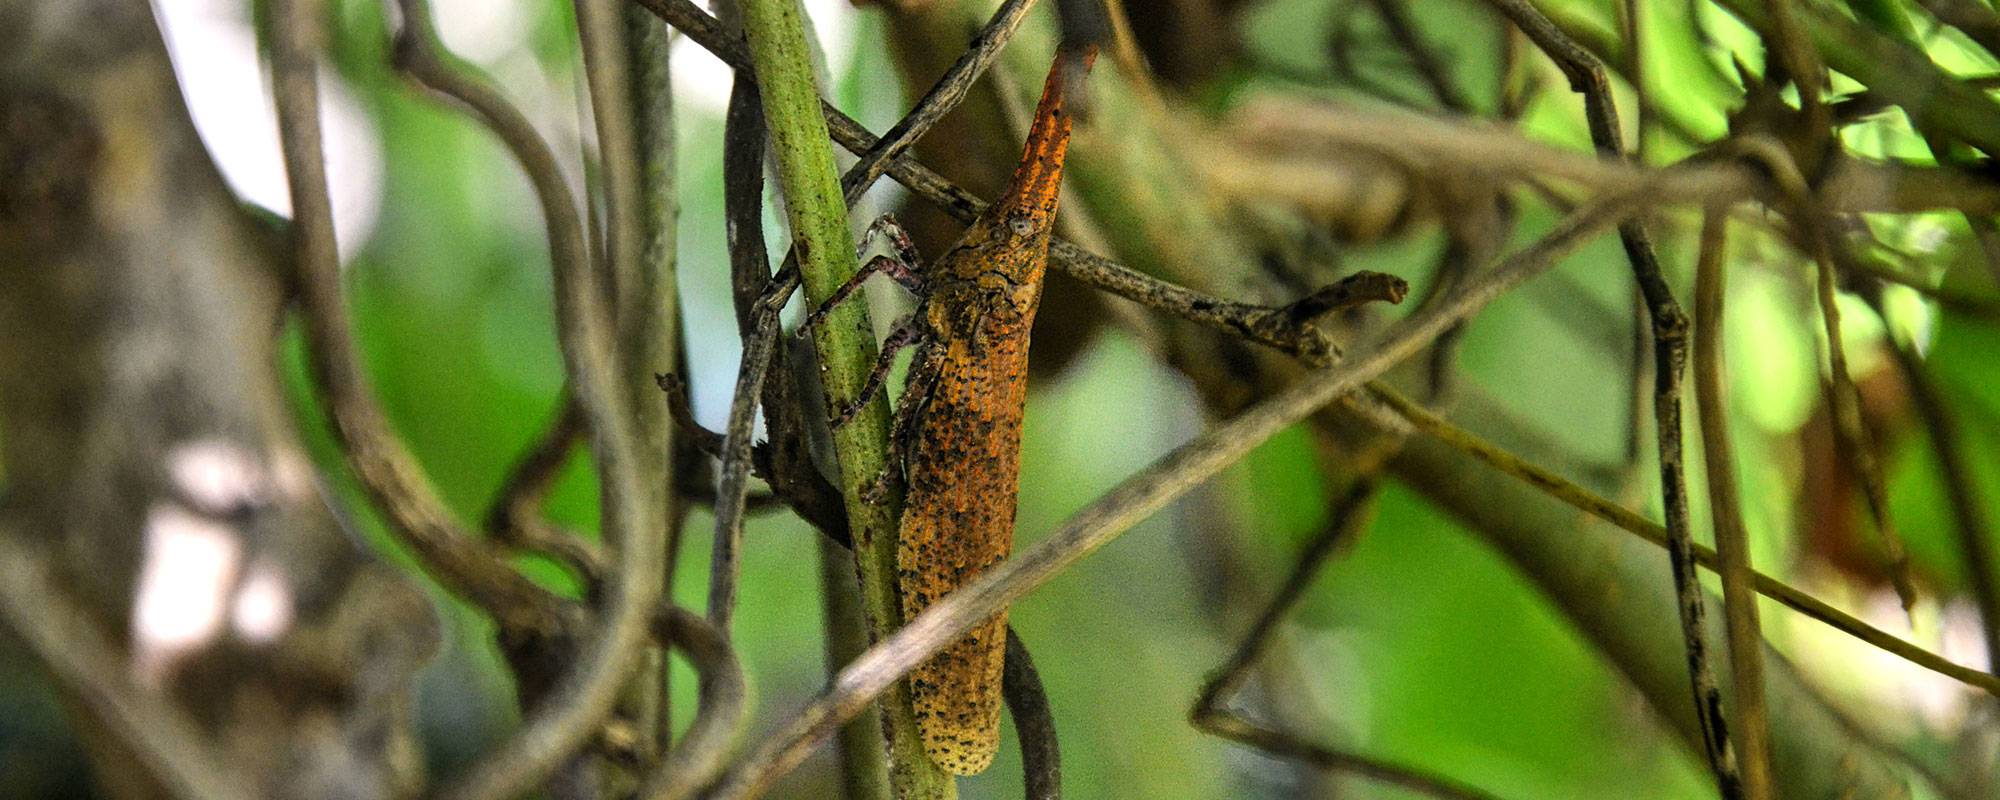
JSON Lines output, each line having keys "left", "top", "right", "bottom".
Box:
{"left": 719, "top": 79, "right": 853, "bottom": 545}
{"left": 1190, "top": 483, "right": 1503, "bottom": 800}
{"left": 1812, "top": 237, "right": 1919, "bottom": 614}
{"left": 635, "top": 604, "right": 751, "bottom": 800}
{"left": 838, "top": 0, "right": 1042, "bottom": 204}
{"left": 1730, "top": 136, "right": 1922, "bottom": 616}
{"left": 486, "top": 398, "right": 608, "bottom": 588}
{"left": 280, "top": 0, "right": 559, "bottom": 636}
{"left": 1361, "top": 384, "right": 2000, "bottom": 695}
{"left": 0, "top": 528, "right": 254, "bottom": 800}
{"left": 387, "top": 2, "right": 666, "bottom": 797}
{"left": 1692, "top": 209, "right": 1775, "bottom": 800}
{"left": 1003, "top": 628, "right": 1062, "bottom": 800}
{"left": 1485, "top": 2, "right": 1739, "bottom": 792}
{"left": 633, "top": 0, "right": 1347, "bottom": 363}
{"left": 1866, "top": 288, "right": 2000, "bottom": 670}
{"left": 707, "top": 283, "right": 787, "bottom": 631}
{"left": 705, "top": 190, "right": 1655, "bottom": 797}
{"left": 727, "top": 0, "right": 950, "bottom": 795}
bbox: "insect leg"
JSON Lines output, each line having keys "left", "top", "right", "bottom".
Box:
{"left": 861, "top": 335, "right": 945, "bottom": 504}
{"left": 858, "top": 213, "right": 928, "bottom": 293}
{"left": 828, "top": 314, "right": 928, "bottom": 430}
{"left": 797, "top": 214, "right": 928, "bottom": 336}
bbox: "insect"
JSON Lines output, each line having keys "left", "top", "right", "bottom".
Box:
{"left": 802, "top": 44, "right": 1096, "bottom": 775}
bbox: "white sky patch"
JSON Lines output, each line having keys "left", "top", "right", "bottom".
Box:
{"left": 167, "top": 438, "right": 265, "bottom": 514}
{"left": 132, "top": 503, "right": 244, "bottom": 683}
{"left": 154, "top": 0, "right": 384, "bottom": 258}
{"left": 231, "top": 563, "right": 295, "bottom": 643}
{"left": 435, "top": 0, "right": 531, "bottom": 66}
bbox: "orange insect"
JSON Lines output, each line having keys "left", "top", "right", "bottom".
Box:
{"left": 804, "top": 45, "right": 1095, "bottom": 775}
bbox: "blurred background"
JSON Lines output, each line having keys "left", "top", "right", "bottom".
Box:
{"left": 4, "top": 0, "right": 1998, "bottom": 797}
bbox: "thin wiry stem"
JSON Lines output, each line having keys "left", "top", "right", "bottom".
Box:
{"left": 1692, "top": 210, "right": 1775, "bottom": 800}
{"left": 1813, "top": 251, "right": 1918, "bottom": 612}
{"left": 633, "top": 0, "right": 1348, "bottom": 363}
{"left": 387, "top": 1, "right": 665, "bottom": 797}
{"left": 281, "top": 0, "right": 559, "bottom": 637}
{"left": 839, "top": 0, "right": 1042, "bottom": 204}
{"left": 1190, "top": 483, "right": 1503, "bottom": 800}
{"left": 486, "top": 398, "right": 607, "bottom": 590}
{"left": 705, "top": 190, "right": 1655, "bottom": 797}
{"left": 1361, "top": 384, "right": 2000, "bottom": 695}
{"left": 707, "top": 283, "right": 788, "bottom": 631}
{"left": 1485, "top": 2, "right": 1739, "bottom": 792}
{"left": 717, "top": 78, "right": 854, "bottom": 545}
{"left": 1002, "top": 629, "right": 1062, "bottom": 800}
{"left": 635, "top": 604, "right": 751, "bottom": 800}
{"left": 1730, "top": 136, "right": 1922, "bottom": 615}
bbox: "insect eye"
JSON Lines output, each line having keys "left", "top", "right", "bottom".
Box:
{"left": 1006, "top": 215, "right": 1035, "bottom": 236}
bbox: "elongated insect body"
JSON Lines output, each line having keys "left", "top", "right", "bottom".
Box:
{"left": 895, "top": 47, "right": 1093, "bottom": 776}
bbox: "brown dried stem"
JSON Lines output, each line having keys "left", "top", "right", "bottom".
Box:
{"left": 382, "top": 1, "right": 667, "bottom": 797}
{"left": 1484, "top": 1, "right": 1739, "bottom": 792}
{"left": 1691, "top": 209, "right": 1774, "bottom": 800}
{"left": 633, "top": 0, "right": 1348, "bottom": 363}
{"left": 1002, "top": 629, "right": 1063, "bottom": 800}
{"left": 704, "top": 189, "right": 1654, "bottom": 796}
{"left": 634, "top": 604, "right": 751, "bottom": 800}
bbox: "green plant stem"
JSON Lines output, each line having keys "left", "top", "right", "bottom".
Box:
{"left": 734, "top": 0, "right": 953, "bottom": 796}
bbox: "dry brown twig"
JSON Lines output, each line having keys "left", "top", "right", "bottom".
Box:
{"left": 704, "top": 186, "right": 1664, "bottom": 796}
{"left": 239, "top": 0, "right": 2000, "bottom": 797}
{"left": 1483, "top": 1, "right": 1739, "bottom": 792}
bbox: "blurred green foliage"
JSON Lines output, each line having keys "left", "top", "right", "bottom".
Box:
{"left": 9, "top": 0, "right": 2000, "bottom": 797}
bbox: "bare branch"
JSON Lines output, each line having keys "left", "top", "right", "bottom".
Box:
{"left": 1485, "top": 2, "right": 1739, "bottom": 791}
{"left": 379, "top": 1, "right": 668, "bottom": 796}
{"left": 704, "top": 190, "right": 1651, "bottom": 796}
{"left": 1692, "top": 209, "right": 1775, "bottom": 800}
{"left": 1003, "top": 628, "right": 1062, "bottom": 800}
{"left": 635, "top": 604, "right": 751, "bottom": 800}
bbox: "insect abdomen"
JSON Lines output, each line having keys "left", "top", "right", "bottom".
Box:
{"left": 897, "top": 336, "right": 1030, "bottom": 776}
